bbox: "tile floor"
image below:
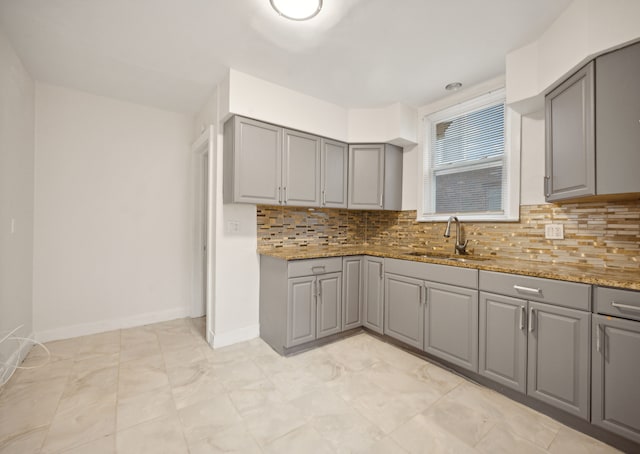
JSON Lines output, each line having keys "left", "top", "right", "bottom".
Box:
{"left": 0, "top": 317, "right": 621, "bottom": 453}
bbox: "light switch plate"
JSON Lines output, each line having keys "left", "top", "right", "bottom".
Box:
{"left": 545, "top": 223, "right": 564, "bottom": 240}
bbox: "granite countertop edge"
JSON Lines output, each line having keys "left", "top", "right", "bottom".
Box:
{"left": 258, "top": 246, "right": 640, "bottom": 291}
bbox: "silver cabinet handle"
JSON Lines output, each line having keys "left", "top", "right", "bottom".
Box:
{"left": 311, "top": 266, "right": 326, "bottom": 274}
{"left": 283, "top": 186, "right": 287, "bottom": 204}
{"left": 379, "top": 193, "right": 383, "bottom": 207}
{"left": 278, "top": 186, "right": 282, "bottom": 204}
{"left": 528, "top": 307, "right": 535, "bottom": 332}
{"left": 322, "top": 190, "right": 326, "bottom": 206}
{"left": 611, "top": 302, "right": 640, "bottom": 312}
{"left": 424, "top": 286, "right": 428, "bottom": 308}
{"left": 317, "top": 281, "right": 322, "bottom": 299}
{"left": 420, "top": 286, "right": 424, "bottom": 306}
{"left": 379, "top": 265, "right": 383, "bottom": 280}
{"left": 514, "top": 285, "right": 542, "bottom": 295}
{"left": 596, "top": 323, "right": 601, "bottom": 352}
{"left": 544, "top": 176, "right": 550, "bottom": 198}
{"left": 520, "top": 306, "right": 526, "bottom": 330}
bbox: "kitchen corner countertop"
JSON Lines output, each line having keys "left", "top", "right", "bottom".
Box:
{"left": 258, "top": 245, "right": 640, "bottom": 291}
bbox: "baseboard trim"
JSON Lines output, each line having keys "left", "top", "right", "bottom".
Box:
{"left": 36, "top": 307, "right": 192, "bottom": 342}
{"left": 211, "top": 324, "right": 259, "bottom": 348}
{"left": 0, "top": 331, "right": 35, "bottom": 385}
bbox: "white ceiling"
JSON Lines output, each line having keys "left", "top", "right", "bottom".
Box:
{"left": 0, "top": 0, "right": 572, "bottom": 113}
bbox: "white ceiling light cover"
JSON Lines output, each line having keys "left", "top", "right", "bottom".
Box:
{"left": 270, "top": 0, "right": 323, "bottom": 20}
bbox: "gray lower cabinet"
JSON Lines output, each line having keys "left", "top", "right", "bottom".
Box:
{"left": 424, "top": 282, "right": 479, "bottom": 372}
{"left": 384, "top": 273, "right": 424, "bottom": 349}
{"left": 592, "top": 286, "right": 640, "bottom": 443}
{"left": 260, "top": 256, "right": 343, "bottom": 354}
{"left": 342, "top": 256, "right": 363, "bottom": 330}
{"left": 527, "top": 301, "right": 590, "bottom": 420}
{"left": 321, "top": 139, "right": 348, "bottom": 208}
{"left": 348, "top": 144, "right": 402, "bottom": 210}
{"left": 479, "top": 292, "right": 527, "bottom": 393}
{"left": 363, "top": 256, "right": 384, "bottom": 334}
{"left": 283, "top": 129, "right": 321, "bottom": 206}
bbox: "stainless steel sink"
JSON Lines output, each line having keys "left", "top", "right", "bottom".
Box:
{"left": 403, "top": 251, "right": 490, "bottom": 262}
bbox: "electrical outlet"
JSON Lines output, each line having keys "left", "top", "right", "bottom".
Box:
{"left": 545, "top": 223, "right": 564, "bottom": 240}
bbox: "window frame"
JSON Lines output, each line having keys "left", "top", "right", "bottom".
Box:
{"left": 417, "top": 88, "right": 521, "bottom": 222}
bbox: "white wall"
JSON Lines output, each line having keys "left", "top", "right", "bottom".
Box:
{"left": 0, "top": 29, "right": 35, "bottom": 378}
{"left": 33, "top": 84, "right": 194, "bottom": 341}
{"left": 520, "top": 111, "right": 546, "bottom": 205}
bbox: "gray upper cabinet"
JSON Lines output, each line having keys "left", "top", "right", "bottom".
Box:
{"left": 545, "top": 62, "right": 595, "bottom": 201}
{"left": 363, "top": 256, "right": 384, "bottom": 334}
{"left": 424, "top": 282, "right": 479, "bottom": 372}
{"left": 545, "top": 40, "right": 640, "bottom": 202}
{"left": 479, "top": 292, "right": 527, "bottom": 393}
{"left": 384, "top": 273, "right": 424, "bottom": 349}
{"left": 283, "top": 129, "right": 321, "bottom": 206}
{"left": 224, "top": 116, "right": 282, "bottom": 204}
{"left": 592, "top": 314, "right": 640, "bottom": 443}
{"left": 321, "top": 139, "right": 348, "bottom": 208}
{"left": 317, "top": 272, "right": 342, "bottom": 339}
{"left": 348, "top": 144, "right": 402, "bottom": 210}
{"left": 527, "top": 301, "right": 590, "bottom": 420}
{"left": 342, "top": 256, "right": 363, "bottom": 330}
{"left": 595, "top": 41, "right": 640, "bottom": 196}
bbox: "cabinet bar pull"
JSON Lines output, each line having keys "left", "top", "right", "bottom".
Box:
{"left": 379, "top": 193, "right": 383, "bottom": 207}
{"left": 283, "top": 186, "right": 287, "bottom": 204}
{"left": 520, "top": 306, "right": 526, "bottom": 330}
{"left": 317, "top": 281, "right": 322, "bottom": 299}
{"left": 611, "top": 302, "right": 640, "bottom": 312}
{"left": 596, "top": 323, "right": 601, "bottom": 352}
{"left": 420, "top": 286, "right": 424, "bottom": 306}
{"left": 514, "top": 285, "right": 542, "bottom": 295}
{"left": 544, "top": 176, "right": 550, "bottom": 198}
{"left": 528, "top": 308, "right": 535, "bottom": 332}
{"left": 322, "top": 190, "right": 326, "bottom": 206}
{"left": 278, "top": 186, "right": 282, "bottom": 204}
{"left": 424, "top": 287, "right": 428, "bottom": 308}
{"left": 311, "top": 266, "right": 326, "bottom": 274}
{"left": 379, "top": 266, "right": 383, "bottom": 280}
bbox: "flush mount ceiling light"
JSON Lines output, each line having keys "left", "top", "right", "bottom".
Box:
{"left": 445, "top": 82, "right": 463, "bottom": 91}
{"left": 270, "top": 0, "right": 323, "bottom": 21}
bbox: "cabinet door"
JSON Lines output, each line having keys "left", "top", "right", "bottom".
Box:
{"left": 384, "top": 273, "right": 424, "bottom": 349}
{"left": 342, "top": 257, "right": 363, "bottom": 330}
{"left": 317, "top": 272, "right": 342, "bottom": 339}
{"left": 596, "top": 41, "right": 640, "bottom": 195}
{"left": 231, "top": 116, "right": 282, "bottom": 204}
{"left": 592, "top": 315, "right": 640, "bottom": 443}
{"left": 321, "top": 139, "right": 348, "bottom": 208}
{"left": 348, "top": 144, "right": 384, "bottom": 210}
{"left": 527, "top": 301, "right": 590, "bottom": 419}
{"left": 363, "top": 257, "right": 384, "bottom": 334}
{"left": 479, "top": 292, "right": 527, "bottom": 393}
{"left": 286, "top": 276, "right": 316, "bottom": 347}
{"left": 424, "top": 282, "right": 478, "bottom": 372}
{"left": 545, "top": 62, "right": 595, "bottom": 201}
{"left": 283, "top": 129, "right": 321, "bottom": 207}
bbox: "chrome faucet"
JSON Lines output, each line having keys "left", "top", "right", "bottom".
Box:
{"left": 444, "top": 216, "right": 468, "bottom": 255}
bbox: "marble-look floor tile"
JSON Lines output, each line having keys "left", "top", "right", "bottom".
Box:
{"left": 476, "top": 424, "right": 548, "bottom": 454}
{"left": 120, "top": 325, "right": 157, "bottom": 346}
{"left": 22, "top": 337, "right": 79, "bottom": 364}
{"left": 118, "top": 353, "right": 168, "bottom": 399}
{"left": 177, "top": 394, "right": 243, "bottom": 444}
{"left": 186, "top": 423, "right": 262, "bottom": 454}
{"left": 0, "top": 378, "right": 66, "bottom": 441}
{"left": 74, "top": 331, "right": 120, "bottom": 362}
{"left": 59, "top": 434, "right": 115, "bottom": 454}
{"left": 289, "top": 388, "right": 351, "bottom": 419}
{"left": 41, "top": 394, "right": 116, "bottom": 454}
{"left": 162, "top": 343, "right": 206, "bottom": 369}
{"left": 228, "top": 387, "right": 286, "bottom": 418}
{"left": 116, "top": 414, "right": 188, "bottom": 454}
{"left": 213, "top": 359, "right": 271, "bottom": 392}
{"left": 548, "top": 427, "right": 622, "bottom": 454}
{"left": 167, "top": 359, "right": 226, "bottom": 409}
{"left": 262, "top": 424, "right": 334, "bottom": 454}
{"left": 363, "top": 436, "right": 410, "bottom": 454}
{"left": 119, "top": 339, "right": 162, "bottom": 363}
{"left": 411, "top": 362, "right": 465, "bottom": 395}
{"left": 310, "top": 408, "right": 385, "bottom": 453}
{"left": 117, "top": 385, "right": 176, "bottom": 431}
{"left": 10, "top": 358, "right": 74, "bottom": 385}
{"left": 0, "top": 425, "right": 48, "bottom": 454}
{"left": 390, "top": 412, "right": 479, "bottom": 454}
{"left": 268, "top": 366, "right": 326, "bottom": 400}
{"left": 243, "top": 400, "right": 307, "bottom": 445}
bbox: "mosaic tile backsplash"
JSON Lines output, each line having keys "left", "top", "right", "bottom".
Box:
{"left": 257, "top": 200, "right": 640, "bottom": 270}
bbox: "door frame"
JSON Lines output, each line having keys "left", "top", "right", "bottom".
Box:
{"left": 191, "top": 125, "right": 215, "bottom": 345}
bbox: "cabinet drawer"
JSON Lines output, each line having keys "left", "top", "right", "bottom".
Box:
{"left": 288, "top": 257, "right": 342, "bottom": 278}
{"left": 595, "top": 287, "right": 640, "bottom": 322}
{"left": 384, "top": 258, "right": 478, "bottom": 289}
{"left": 479, "top": 271, "right": 590, "bottom": 311}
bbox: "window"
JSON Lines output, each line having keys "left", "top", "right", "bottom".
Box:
{"left": 419, "top": 88, "right": 519, "bottom": 222}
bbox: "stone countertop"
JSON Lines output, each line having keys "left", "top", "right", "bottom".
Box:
{"left": 258, "top": 245, "right": 640, "bottom": 291}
